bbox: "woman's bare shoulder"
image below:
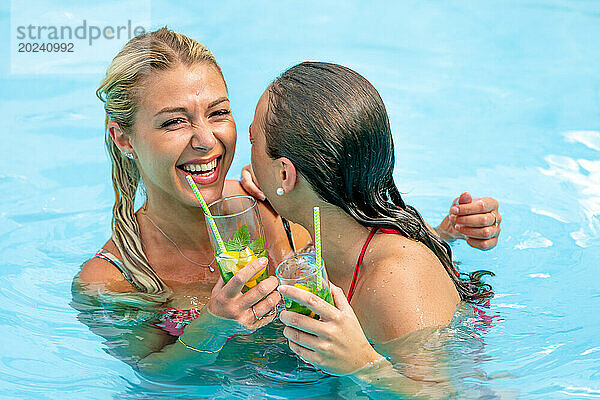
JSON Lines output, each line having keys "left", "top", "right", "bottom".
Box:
{"left": 353, "top": 235, "right": 459, "bottom": 342}
{"left": 78, "top": 239, "right": 137, "bottom": 293}
{"left": 362, "top": 235, "right": 443, "bottom": 280}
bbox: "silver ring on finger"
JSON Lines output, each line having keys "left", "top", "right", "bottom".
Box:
{"left": 264, "top": 308, "right": 277, "bottom": 318}
{"left": 251, "top": 305, "right": 261, "bottom": 321}
{"left": 492, "top": 212, "right": 499, "bottom": 227}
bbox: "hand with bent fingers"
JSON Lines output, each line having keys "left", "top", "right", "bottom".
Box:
{"left": 436, "top": 192, "right": 502, "bottom": 250}
{"left": 206, "top": 257, "right": 281, "bottom": 334}
{"left": 278, "top": 282, "right": 382, "bottom": 376}
{"left": 241, "top": 164, "right": 266, "bottom": 201}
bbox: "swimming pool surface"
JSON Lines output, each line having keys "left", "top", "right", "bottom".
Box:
{"left": 1, "top": 1, "right": 599, "bottom": 398}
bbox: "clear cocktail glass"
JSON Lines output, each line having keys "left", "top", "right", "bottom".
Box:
{"left": 276, "top": 253, "right": 334, "bottom": 319}
{"left": 207, "top": 195, "right": 269, "bottom": 292}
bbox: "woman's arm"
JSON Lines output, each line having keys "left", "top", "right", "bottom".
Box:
{"left": 241, "top": 165, "right": 501, "bottom": 251}
{"left": 350, "top": 355, "right": 455, "bottom": 400}
{"left": 276, "top": 236, "right": 460, "bottom": 398}
{"left": 74, "top": 256, "right": 279, "bottom": 381}
{"left": 133, "top": 305, "right": 240, "bottom": 379}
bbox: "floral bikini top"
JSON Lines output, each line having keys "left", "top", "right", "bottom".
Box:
{"left": 92, "top": 249, "right": 199, "bottom": 336}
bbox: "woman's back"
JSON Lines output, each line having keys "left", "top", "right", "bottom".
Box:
{"left": 349, "top": 229, "right": 461, "bottom": 343}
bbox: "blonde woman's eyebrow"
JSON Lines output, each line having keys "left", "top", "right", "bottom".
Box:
{"left": 207, "top": 97, "right": 229, "bottom": 109}
{"left": 153, "top": 97, "right": 229, "bottom": 118}
{"left": 154, "top": 107, "right": 187, "bottom": 117}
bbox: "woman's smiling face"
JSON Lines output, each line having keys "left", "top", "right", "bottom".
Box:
{"left": 129, "top": 62, "right": 236, "bottom": 206}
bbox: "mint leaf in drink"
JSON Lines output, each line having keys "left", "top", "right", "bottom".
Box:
{"left": 304, "top": 280, "right": 319, "bottom": 293}
{"left": 236, "top": 225, "right": 251, "bottom": 247}
{"left": 225, "top": 239, "right": 243, "bottom": 252}
{"left": 221, "top": 270, "right": 234, "bottom": 283}
{"left": 249, "top": 238, "right": 265, "bottom": 254}
{"left": 224, "top": 225, "right": 250, "bottom": 251}
{"left": 321, "top": 287, "right": 335, "bottom": 305}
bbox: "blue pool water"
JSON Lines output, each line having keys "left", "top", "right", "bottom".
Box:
{"left": 1, "top": 1, "right": 599, "bottom": 398}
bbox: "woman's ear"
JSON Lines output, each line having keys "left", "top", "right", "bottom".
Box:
{"left": 278, "top": 157, "right": 297, "bottom": 194}
{"left": 108, "top": 121, "right": 135, "bottom": 155}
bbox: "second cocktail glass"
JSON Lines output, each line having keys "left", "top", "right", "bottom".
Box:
{"left": 276, "top": 253, "right": 335, "bottom": 320}
{"left": 207, "top": 195, "right": 269, "bottom": 292}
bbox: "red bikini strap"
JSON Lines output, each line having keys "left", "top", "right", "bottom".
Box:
{"left": 347, "top": 227, "right": 378, "bottom": 303}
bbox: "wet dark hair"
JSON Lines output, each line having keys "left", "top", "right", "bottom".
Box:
{"left": 264, "top": 62, "right": 493, "bottom": 304}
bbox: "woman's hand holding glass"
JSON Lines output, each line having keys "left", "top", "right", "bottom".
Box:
{"left": 206, "top": 257, "right": 280, "bottom": 333}
{"left": 278, "top": 282, "right": 382, "bottom": 376}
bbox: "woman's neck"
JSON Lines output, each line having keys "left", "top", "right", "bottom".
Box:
{"left": 140, "top": 193, "right": 212, "bottom": 253}
{"left": 297, "top": 205, "right": 372, "bottom": 290}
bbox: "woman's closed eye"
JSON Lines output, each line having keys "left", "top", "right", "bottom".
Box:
{"left": 160, "top": 117, "right": 188, "bottom": 129}
{"left": 209, "top": 109, "right": 231, "bottom": 118}
{"left": 159, "top": 109, "right": 230, "bottom": 129}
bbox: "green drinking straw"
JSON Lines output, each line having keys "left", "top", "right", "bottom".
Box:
{"left": 185, "top": 175, "right": 226, "bottom": 254}
{"left": 313, "top": 206, "right": 323, "bottom": 290}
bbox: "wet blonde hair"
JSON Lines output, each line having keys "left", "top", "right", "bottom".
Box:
{"left": 96, "top": 27, "right": 224, "bottom": 295}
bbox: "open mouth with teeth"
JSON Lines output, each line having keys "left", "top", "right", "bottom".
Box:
{"left": 176, "top": 155, "right": 222, "bottom": 185}
{"left": 177, "top": 156, "right": 220, "bottom": 176}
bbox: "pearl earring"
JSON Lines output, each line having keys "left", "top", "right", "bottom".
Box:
{"left": 276, "top": 187, "right": 284, "bottom": 196}
{"left": 125, "top": 152, "right": 135, "bottom": 159}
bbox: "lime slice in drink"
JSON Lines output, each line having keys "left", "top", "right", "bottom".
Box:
{"left": 238, "top": 247, "right": 264, "bottom": 288}
{"left": 294, "top": 283, "right": 312, "bottom": 292}
{"left": 293, "top": 283, "right": 317, "bottom": 318}
{"left": 219, "top": 251, "right": 240, "bottom": 273}
{"left": 238, "top": 246, "right": 256, "bottom": 265}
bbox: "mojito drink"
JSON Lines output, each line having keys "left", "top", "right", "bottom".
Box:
{"left": 216, "top": 225, "right": 268, "bottom": 292}
{"left": 207, "top": 196, "right": 269, "bottom": 293}
{"left": 276, "top": 253, "right": 335, "bottom": 320}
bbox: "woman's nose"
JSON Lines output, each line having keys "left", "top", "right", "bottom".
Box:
{"left": 190, "top": 119, "right": 217, "bottom": 152}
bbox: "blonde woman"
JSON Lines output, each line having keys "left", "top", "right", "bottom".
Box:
{"left": 73, "top": 28, "right": 501, "bottom": 381}
{"left": 73, "top": 28, "right": 313, "bottom": 380}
